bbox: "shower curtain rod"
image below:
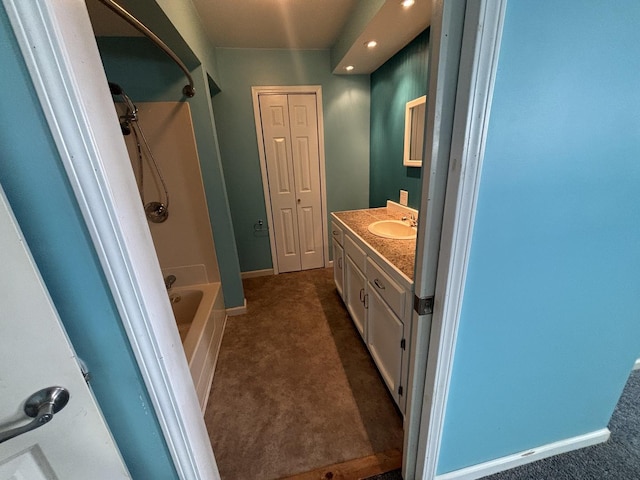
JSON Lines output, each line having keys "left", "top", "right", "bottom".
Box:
{"left": 97, "top": 0, "right": 195, "bottom": 97}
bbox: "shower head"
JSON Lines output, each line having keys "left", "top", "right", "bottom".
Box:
{"left": 108, "top": 80, "right": 138, "bottom": 126}
{"left": 120, "top": 122, "right": 131, "bottom": 136}
{"left": 108, "top": 82, "right": 123, "bottom": 95}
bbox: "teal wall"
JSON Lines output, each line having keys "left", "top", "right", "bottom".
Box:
{"left": 96, "top": 37, "right": 244, "bottom": 308}
{"left": 97, "top": 37, "right": 185, "bottom": 100}
{"left": 370, "top": 30, "right": 429, "bottom": 209}
{"left": 0, "top": 9, "right": 177, "bottom": 480}
{"left": 438, "top": 1, "right": 640, "bottom": 473}
{"left": 154, "top": 0, "right": 219, "bottom": 84}
{"left": 212, "top": 48, "right": 370, "bottom": 272}
{"left": 113, "top": 0, "right": 217, "bottom": 86}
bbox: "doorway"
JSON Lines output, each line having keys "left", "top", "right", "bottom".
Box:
{"left": 252, "top": 86, "right": 330, "bottom": 274}
{"left": 11, "top": 0, "right": 507, "bottom": 478}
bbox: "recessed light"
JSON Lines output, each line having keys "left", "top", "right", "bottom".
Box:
{"left": 366, "top": 40, "right": 377, "bottom": 48}
{"left": 401, "top": 0, "right": 415, "bottom": 7}
{"left": 345, "top": 65, "right": 355, "bottom": 71}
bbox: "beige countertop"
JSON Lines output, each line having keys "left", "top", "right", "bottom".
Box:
{"left": 332, "top": 207, "right": 416, "bottom": 282}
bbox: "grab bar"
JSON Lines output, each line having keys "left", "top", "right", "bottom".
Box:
{"left": 96, "top": 0, "right": 195, "bottom": 97}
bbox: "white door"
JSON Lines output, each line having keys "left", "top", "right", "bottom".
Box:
{"left": 0, "top": 188, "right": 130, "bottom": 479}
{"left": 259, "top": 93, "right": 325, "bottom": 273}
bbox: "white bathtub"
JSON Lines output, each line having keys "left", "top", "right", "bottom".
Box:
{"left": 170, "top": 282, "right": 226, "bottom": 412}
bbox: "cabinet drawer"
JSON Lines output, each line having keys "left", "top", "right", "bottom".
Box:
{"left": 366, "top": 257, "right": 405, "bottom": 319}
{"left": 344, "top": 234, "right": 366, "bottom": 273}
{"left": 330, "top": 221, "right": 344, "bottom": 246}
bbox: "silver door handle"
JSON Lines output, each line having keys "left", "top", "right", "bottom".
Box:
{"left": 0, "top": 386, "right": 69, "bottom": 444}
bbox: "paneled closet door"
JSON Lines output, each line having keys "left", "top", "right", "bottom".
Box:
{"left": 259, "top": 94, "right": 324, "bottom": 273}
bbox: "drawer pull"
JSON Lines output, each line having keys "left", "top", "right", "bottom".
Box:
{"left": 332, "top": 230, "right": 340, "bottom": 235}
{"left": 374, "top": 278, "right": 385, "bottom": 290}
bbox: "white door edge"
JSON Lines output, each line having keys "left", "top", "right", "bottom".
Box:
{"left": 402, "top": 0, "right": 468, "bottom": 477}
{"left": 251, "top": 85, "right": 330, "bottom": 275}
{"left": 412, "top": 1, "right": 508, "bottom": 479}
{"left": 3, "top": 1, "right": 220, "bottom": 478}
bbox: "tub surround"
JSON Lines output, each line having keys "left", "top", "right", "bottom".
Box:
{"left": 119, "top": 102, "right": 221, "bottom": 286}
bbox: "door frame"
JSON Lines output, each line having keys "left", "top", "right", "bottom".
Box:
{"left": 408, "top": 1, "right": 507, "bottom": 478}
{"left": 3, "top": 0, "right": 220, "bottom": 478}
{"left": 251, "top": 86, "right": 330, "bottom": 275}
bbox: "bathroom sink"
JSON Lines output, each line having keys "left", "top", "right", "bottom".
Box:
{"left": 367, "top": 220, "right": 417, "bottom": 240}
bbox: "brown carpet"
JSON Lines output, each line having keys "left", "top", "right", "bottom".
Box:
{"left": 205, "top": 267, "right": 404, "bottom": 480}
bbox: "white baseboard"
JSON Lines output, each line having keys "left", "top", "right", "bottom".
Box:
{"left": 435, "top": 428, "right": 611, "bottom": 480}
{"left": 226, "top": 298, "right": 247, "bottom": 316}
{"left": 241, "top": 268, "right": 274, "bottom": 279}
{"left": 634, "top": 359, "right": 640, "bottom": 371}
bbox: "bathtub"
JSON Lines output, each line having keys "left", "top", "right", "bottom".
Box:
{"left": 170, "top": 282, "right": 226, "bottom": 412}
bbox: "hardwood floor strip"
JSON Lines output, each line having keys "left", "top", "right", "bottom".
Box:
{"left": 279, "top": 449, "right": 402, "bottom": 480}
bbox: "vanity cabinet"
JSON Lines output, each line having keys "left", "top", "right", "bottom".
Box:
{"left": 330, "top": 212, "right": 412, "bottom": 414}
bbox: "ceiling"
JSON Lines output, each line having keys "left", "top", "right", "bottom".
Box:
{"left": 86, "top": 0, "right": 431, "bottom": 74}
{"left": 191, "top": 0, "right": 359, "bottom": 50}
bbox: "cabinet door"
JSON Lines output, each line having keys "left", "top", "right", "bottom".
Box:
{"left": 367, "top": 287, "right": 404, "bottom": 407}
{"left": 345, "top": 256, "right": 366, "bottom": 340}
{"left": 332, "top": 239, "right": 344, "bottom": 299}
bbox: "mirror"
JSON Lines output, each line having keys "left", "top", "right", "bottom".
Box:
{"left": 403, "top": 95, "right": 426, "bottom": 167}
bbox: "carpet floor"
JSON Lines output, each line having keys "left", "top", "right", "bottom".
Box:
{"left": 205, "top": 268, "right": 404, "bottom": 480}
{"left": 365, "top": 370, "right": 640, "bottom": 480}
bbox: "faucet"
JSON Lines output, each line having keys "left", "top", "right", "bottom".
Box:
{"left": 402, "top": 214, "right": 418, "bottom": 227}
{"left": 164, "top": 275, "right": 176, "bottom": 290}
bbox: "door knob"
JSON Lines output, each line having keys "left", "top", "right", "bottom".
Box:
{"left": 0, "top": 386, "right": 69, "bottom": 444}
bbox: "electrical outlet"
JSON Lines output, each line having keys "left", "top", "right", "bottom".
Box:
{"left": 399, "top": 190, "right": 408, "bottom": 206}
